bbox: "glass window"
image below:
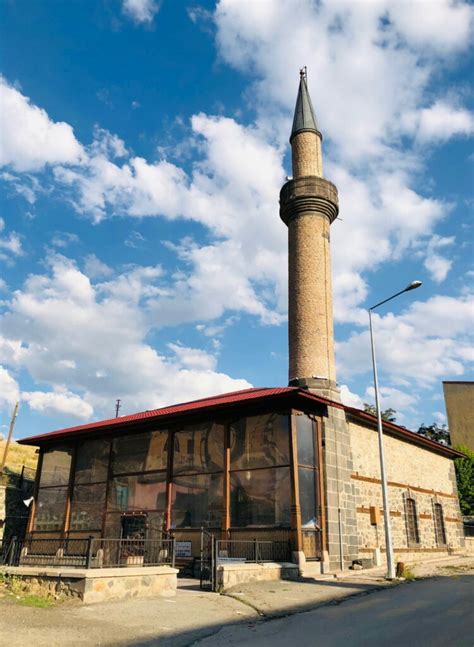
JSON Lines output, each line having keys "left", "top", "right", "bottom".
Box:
{"left": 405, "top": 497, "right": 420, "bottom": 545}
{"left": 230, "top": 467, "right": 291, "bottom": 527}
{"left": 108, "top": 472, "right": 167, "bottom": 511}
{"left": 70, "top": 483, "right": 106, "bottom": 530}
{"left": 173, "top": 423, "right": 224, "bottom": 475}
{"left": 296, "top": 415, "right": 317, "bottom": 467}
{"left": 35, "top": 487, "right": 68, "bottom": 531}
{"left": 171, "top": 473, "right": 222, "bottom": 528}
{"left": 230, "top": 414, "right": 290, "bottom": 470}
{"left": 74, "top": 439, "right": 110, "bottom": 484}
{"left": 433, "top": 503, "right": 447, "bottom": 545}
{"left": 112, "top": 431, "right": 168, "bottom": 474}
{"left": 299, "top": 467, "right": 318, "bottom": 527}
{"left": 39, "top": 448, "right": 73, "bottom": 486}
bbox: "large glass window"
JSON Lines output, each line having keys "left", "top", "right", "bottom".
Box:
{"left": 108, "top": 472, "right": 167, "bottom": 511}
{"left": 230, "top": 467, "right": 291, "bottom": 527}
{"left": 70, "top": 483, "right": 106, "bottom": 530}
{"left": 35, "top": 486, "right": 68, "bottom": 531}
{"left": 112, "top": 431, "right": 168, "bottom": 474}
{"left": 39, "top": 447, "right": 73, "bottom": 486}
{"left": 173, "top": 423, "right": 224, "bottom": 475}
{"left": 172, "top": 473, "right": 222, "bottom": 528}
{"left": 299, "top": 467, "right": 317, "bottom": 527}
{"left": 296, "top": 415, "right": 317, "bottom": 467}
{"left": 74, "top": 439, "right": 110, "bottom": 484}
{"left": 230, "top": 414, "right": 290, "bottom": 470}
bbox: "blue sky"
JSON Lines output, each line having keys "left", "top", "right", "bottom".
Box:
{"left": 0, "top": 0, "right": 473, "bottom": 440}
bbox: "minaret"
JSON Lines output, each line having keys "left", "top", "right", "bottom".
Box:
{"left": 280, "top": 68, "right": 339, "bottom": 399}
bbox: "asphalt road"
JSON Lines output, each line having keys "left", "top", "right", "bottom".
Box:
{"left": 197, "top": 576, "right": 474, "bottom": 647}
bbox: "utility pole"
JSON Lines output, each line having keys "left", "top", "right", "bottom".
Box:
{"left": 115, "top": 399, "right": 121, "bottom": 418}
{"left": 0, "top": 401, "right": 20, "bottom": 474}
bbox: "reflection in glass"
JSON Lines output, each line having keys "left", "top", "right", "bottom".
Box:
{"left": 35, "top": 487, "right": 68, "bottom": 531}
{"left": 230, "top": 414, "right": 290, "bottom": 470}
{"left": 70, "top": 483, "right": 106, "bottom": 530}
{"left": 108, "top": 472, "right": 166, "bottom": 511}
{"left": 74, "top": 439, "right": 110, "bottom": 484}
{"left": 230, "top": 467, "right": 291, "bottom": 527}
{"left": 296, "top": 415, "right": 316, "bottom": 467}
{"left": 39, "top": 448, "right": 73, "bottom": 487}
{"left": 173, "top": 423, "right": 224, "bottom": 475}
{"left": 112, "top": 431, "right": 168, "bottom": 474}
{"left": 172, "top": 473, "right": 222, "bottom": 528}
{"left": 299, "top": 467, "right": 317, "bottom": 527}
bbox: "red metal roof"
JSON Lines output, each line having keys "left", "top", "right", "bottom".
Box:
{"left": 18, "top": 385, "right": 463, "bottom": 459}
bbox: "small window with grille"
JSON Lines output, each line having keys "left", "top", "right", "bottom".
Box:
{"left": 405, "top": 497, "right": 420, "bottom": 546}
{"left": 433, "top": 502, "right": 447, "bottom": 546}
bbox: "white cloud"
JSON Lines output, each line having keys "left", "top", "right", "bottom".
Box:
{"left": 22, "top": 388, "right": 93, "bottom": 420}
{"left": 51, "top": 231, "right": 80, "bottom": 249}
{"left": 0, "top": 77, "right": 84, "bottom": 172}
{"left": 0, "top": 217, "right": 22, "bottom": 261}
{"left": 339, "top": 384, "right": 364, "bottom": 409}
{"left": 83, "top": 254, "right": 113, "bottom": 279}
{"left": 0, "top": 255, "right": 252, "bottom": 420}
{"left": 403, "top": 101, "right": 474, "bottom": 143}
{"left": 423, "top": 235, "right": 455, "bottom": 283}
{"left": 122, "top": 0, "right": 160, "bottom": 24}
{"left": 0, "top": 366, "right": 20, "bottom": 412}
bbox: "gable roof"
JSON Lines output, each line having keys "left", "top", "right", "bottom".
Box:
{"left": 18, "top": 386, "right": 463, "bottom": 459}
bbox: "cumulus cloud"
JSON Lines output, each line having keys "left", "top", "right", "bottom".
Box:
{"left": 122, "top": 0, "right": 160, "bottom": 24}
{"left": 0, "top": 366, "right": 20, "bottom": 412}
{"left": 0, "top": 77, "right": 84, "bottom": 172}
{"left": 0, "top": 217, "right": 22, "bottom": 261}
{"left": 0, "top": 255, "right": 252, "bottom": 420}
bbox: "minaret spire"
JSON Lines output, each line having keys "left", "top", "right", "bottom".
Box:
{"left": 280, "top": 69, "right": 339, "bottom": 398}
{"left": 291, "top": 67, "right": 320, "bottom": 141}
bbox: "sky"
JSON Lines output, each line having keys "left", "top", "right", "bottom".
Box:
{"left": 0, "top": 0, "right": 473, "bottom": 441}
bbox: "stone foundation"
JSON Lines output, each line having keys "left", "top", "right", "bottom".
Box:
{"left": 217, "top": 562, "right": 299, "bottom": 590}
{"left": 3, "top": 565, "right": 178, "bottom": 604}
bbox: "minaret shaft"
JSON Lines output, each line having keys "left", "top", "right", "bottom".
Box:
{"left": 280, "top": 72, "right": 339, "bottom": 397}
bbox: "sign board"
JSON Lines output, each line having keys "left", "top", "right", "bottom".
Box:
{"left": 175, "top": 541, "right": 192, "bottom": 557}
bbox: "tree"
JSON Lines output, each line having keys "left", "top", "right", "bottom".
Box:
{"left": 417, "top": 423, "right": 450, "bottom": 446}
{"left": 363, "top": 403, "right": 397, "bottom": 423}
{"left": 454, "top": 445, "right": 474, "bottom": 517}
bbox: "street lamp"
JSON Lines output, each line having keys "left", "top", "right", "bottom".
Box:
{"left": 368, "top": 280, "right": 422, "bottom": 580}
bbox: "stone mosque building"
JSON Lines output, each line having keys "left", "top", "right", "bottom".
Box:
{"left": 18, "top": 72, "right": 465, "bottom": 573}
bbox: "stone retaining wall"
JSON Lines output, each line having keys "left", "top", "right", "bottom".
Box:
{"left": 217, "top": 562, "right": 299, "bottom": 590}
{"left": 3, "top": 565, "right": 178, "bottom": 604}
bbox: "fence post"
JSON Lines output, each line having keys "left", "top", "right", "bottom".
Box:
{"left": 85, "top": 535, "right": 94, "bottom": 569}
{"left": 19, "top": 465, "right": 25, "bottom": 489}
{"left": 7, "top": 536, "right": 17, "bottom": 566}
{"left": 254, "top": 538, "right": 258, "bottom": 564}
{"left": 171, "top": 538, "right": 176, "bottom": 568}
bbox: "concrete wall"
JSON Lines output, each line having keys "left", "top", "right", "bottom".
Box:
{"left": 349, "top": 420, "right": 465, "bottom": 562}
{"left": 217, "top": 562, "right": 298, "bottom": 590}
{"left": 443, "top": 382, "right": 474, "bottom": 452}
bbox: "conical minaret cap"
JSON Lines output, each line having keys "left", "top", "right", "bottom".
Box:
{"left": 290, "top": 68, "right": 320, "bottom": 141}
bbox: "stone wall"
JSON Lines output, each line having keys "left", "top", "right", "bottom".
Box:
{"left": 217, "top": 562, "right": 299, "bottom": 590}
{"left": 349, "top": 419, "right": 465, "bottom": 561}
{"left": 322, "top": 405, "right": 359, "bottom": 570}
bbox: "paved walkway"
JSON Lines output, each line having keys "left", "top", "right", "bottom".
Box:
{"left": 0, "top": 555, "right": 471, "bottom": 646}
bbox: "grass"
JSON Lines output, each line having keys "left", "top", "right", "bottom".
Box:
{"left": 17, "top": 595, "right": 54, "bottom": 608}
{"left": 402, "top": 565, "right": 416, "bottom": 581}
{"left": 0, "top": 438, "right": 38, "bottom": 473}
{"left": 0, "top": 572, "right": 56, "bottom": 608}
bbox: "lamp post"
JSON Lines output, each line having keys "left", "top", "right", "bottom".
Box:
{"left": 368, "top": 280, "right": 422, "bottom": 580}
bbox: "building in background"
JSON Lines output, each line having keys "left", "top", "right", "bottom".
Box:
{"left": 443, "top": 381, "right": 474, "bottom": 452}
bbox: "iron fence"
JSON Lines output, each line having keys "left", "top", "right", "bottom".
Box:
{"left": 1, "top": 534, "right": 175, "bottom": 569}
{"left": 216, "top": 538, "right": 291, "bottom": 564}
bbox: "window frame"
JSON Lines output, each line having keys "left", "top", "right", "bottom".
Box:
{"left": 404, "top": 493, "right": 420, "bottom": 547}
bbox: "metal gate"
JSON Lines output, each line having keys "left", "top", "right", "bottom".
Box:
{"left": 199, "top": 528, "right": 216, "bottom": 591}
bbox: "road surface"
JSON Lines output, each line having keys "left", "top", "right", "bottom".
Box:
{"left": 197, "top": 576, "right": 474, "bottom": 647}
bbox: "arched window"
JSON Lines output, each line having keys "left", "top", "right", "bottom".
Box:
{"left": 405, "top": 496, "right": 420, "bottom": 546}
{"left": 433, "top": 502, "right": 447, "bottom": 546}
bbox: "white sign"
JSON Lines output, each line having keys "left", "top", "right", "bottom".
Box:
{"left": 175, "top": 541, "right": 192, "bottom": 557}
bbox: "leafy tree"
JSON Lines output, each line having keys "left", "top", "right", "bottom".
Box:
{"left": 453, "top": 445, "right": 474, "bottom": 517}
{"left": 363, "top": 403, "right": 397, "bottom": 423}
{"left": 417, "top": 423, "right": 450, "bottom": 446}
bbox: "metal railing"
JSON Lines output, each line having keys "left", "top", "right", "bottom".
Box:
{"left": 216, "top": 538, "right": 291, "bottom": 564}
{"left": 1, "top": 534, "right": 175, "bottom": 569}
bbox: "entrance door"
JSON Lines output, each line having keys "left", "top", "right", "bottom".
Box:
{"left": 121, "top": 513, "right": 147, "bottom": 540}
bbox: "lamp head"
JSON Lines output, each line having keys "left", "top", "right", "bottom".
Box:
{"left": 405, "top": 280, "right": 422, "bottom": 292}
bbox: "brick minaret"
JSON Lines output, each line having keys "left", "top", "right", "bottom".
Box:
{"left": 280, "top": 68, "right": 339, "bottom": 399}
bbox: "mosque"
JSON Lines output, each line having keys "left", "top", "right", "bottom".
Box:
{"left": 18, "top": 72, "right": 465, "bottom": 573}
